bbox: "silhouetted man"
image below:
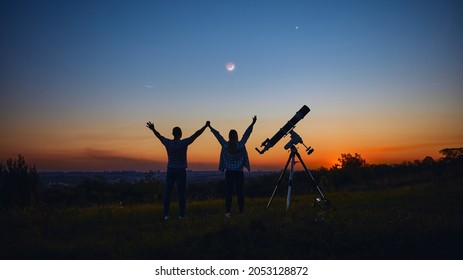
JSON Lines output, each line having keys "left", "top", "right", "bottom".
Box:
{"left": 146, "top": 121, "right": 209, "bottom": 220}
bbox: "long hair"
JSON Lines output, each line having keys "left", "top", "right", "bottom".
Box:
{"left": 228, "top": 129, "right": 238, "bottom": 154}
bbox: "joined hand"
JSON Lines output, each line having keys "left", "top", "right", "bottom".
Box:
{"left": 252, "top": 115, "right": 257, "bottom": 124}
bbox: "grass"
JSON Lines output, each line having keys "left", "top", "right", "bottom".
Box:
{"left": 1, "top": 182, "right": 462, "bottom": 259}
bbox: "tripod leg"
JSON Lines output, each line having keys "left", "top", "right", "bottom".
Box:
{"left": 286, "top": 153, "right": 296, "bottom": 214}
{"left": 267, "top": 153, "right": 292, "bottom": 208}
{"left": 295, "top": 152, "right": 325, "bottom": 199}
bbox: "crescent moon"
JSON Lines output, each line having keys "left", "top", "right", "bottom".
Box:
{"left": 226, "top": 63, "right": 235, "bottom": 71}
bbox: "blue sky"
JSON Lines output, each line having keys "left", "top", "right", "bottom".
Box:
{"left": 1, "top": 0, "right": 462, "bottom": 171}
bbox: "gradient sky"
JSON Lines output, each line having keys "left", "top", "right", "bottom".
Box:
{"left": 1, "top": 0, "right": 462, "bottom": 171}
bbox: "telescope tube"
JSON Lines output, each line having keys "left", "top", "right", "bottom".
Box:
{"left": 256, "top": 105, "right": 310, "bottom": 154}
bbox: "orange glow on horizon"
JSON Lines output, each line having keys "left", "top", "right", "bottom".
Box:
{"left": 1, "top": 142, "right": 449, "bottom": 172}
{"left": 1, "top": 105, "right": 461, "bottom": 172}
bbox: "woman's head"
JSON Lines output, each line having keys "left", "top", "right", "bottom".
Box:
{"left": 228, "top": 129, "right": 238, "bottom": 154}
{"left": 228, "top": 129, "right": 238, "bottom": 141}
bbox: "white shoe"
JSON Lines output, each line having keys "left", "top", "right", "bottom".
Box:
{"left": 225, "top": 213, "right": 231, "bottom": 218}
{"left": 163, "top": 216, "right": 169, "bottom": 221}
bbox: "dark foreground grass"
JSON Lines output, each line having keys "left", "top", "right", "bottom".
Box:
{"left": 1, "top": 182, "right": 462, "bottom": 259}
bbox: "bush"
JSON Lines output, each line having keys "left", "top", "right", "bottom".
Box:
{"left": 0, "top": 155, "right": 40, "bottom": 209}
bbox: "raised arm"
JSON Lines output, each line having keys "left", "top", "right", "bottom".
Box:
{"left": 241, "top": 115, "right": 257, "bottom": 144}
{"left": 146, "top": 121, "right": 165, "bottom": 142}
{"left": 208, "top": 122, "right": 227, "bottom": 146}
{"left": 188, "top": 121, "right": 210, "bottom": 143}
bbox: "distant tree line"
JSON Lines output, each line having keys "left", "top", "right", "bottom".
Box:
{"left": 1, "top": 148, "right": 462, "bottom": 208}
{"left": 322, "top": 148, "right": 463, "bottom": 192}
{"left": 40, "top": 172, "right": 164, "bottom": 207}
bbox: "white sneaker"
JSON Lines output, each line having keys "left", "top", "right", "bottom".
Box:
{"left": 225, "top": 213, "right": 231, "bottom": 218}
{"left": 163, "top": 216, "right": 169, "bottom": 221}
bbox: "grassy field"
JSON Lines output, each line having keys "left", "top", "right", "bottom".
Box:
{"left": 1, "top": 181, "right": 462, "bottom": 259}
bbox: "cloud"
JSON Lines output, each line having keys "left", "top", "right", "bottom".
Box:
{"left": 144, "top": 85, "right": 153, "bottom": 88}
{"left": 82, "top": 148, "right": 165, "bottom": 170}
{"left": 365, "top": 142, "right": 452, "bottom": 153}
{"left": 25, "top": 149, "right": 165, "bottom": 172}
{"left": 25, "top": 148, "right": 217, "bottom": 172}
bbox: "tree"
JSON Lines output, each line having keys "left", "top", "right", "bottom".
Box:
{"left": 0, "top": 155, "right": 40, "bottom": 209}
{"left": 329, "top": 153, "right": 369, "bottom": 190}
{"left": 331, "top": 153, "right": 367, "bottom": 170}
{"left": 422, "top": 156, "right": 436, "bottom": 166}
{"left": 439, "top": 148, "right": 463, "bottom": 161}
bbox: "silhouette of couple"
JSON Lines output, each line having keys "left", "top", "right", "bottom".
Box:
{"left": 146, "top": 116, "right": 257, "bottom": 220}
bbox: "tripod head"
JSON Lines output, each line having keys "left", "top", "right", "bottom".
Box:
{"left": 284, "top": 130, "right": 314, "bottom": 156}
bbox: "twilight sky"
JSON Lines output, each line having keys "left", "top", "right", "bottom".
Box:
{"left": 1, "top": 0, "right": 462, "bottom": 171}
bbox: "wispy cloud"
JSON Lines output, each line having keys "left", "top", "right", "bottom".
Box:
{"left": 365, "top": 142, "right": 456, "bottom": 153}
{"left": 144, "top": 85, "right": 153, "bottom": 88}
{"left": 32, "top": 148, "right": 219, "bottom": 171}
{"left": 25, "top": 149, "right": 165, "bottom": 171}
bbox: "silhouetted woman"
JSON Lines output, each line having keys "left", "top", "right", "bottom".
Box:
{"left": 208, "top": 116, "right": 257, "bottom": 217}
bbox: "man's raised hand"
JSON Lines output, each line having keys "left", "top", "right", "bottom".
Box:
{"left": 146, "top": 121, "right": 155, "bottom": 131}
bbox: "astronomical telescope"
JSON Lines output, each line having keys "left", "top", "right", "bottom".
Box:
{"left": 255, "top": 105, "right": 310, "bottom": 154}
{"left": 256, "top": 104, "right": 331, "bottom": 214}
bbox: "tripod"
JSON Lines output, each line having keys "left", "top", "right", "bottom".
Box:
{"left": 267, "top": 133, "right": 327, "bottom": 213}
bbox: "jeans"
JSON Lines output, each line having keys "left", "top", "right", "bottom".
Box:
{"left": 164, "top": 168, "right": 187, "bottom": 218}
{"left": 225, "top": 170, "right": 244, "bottom": 213}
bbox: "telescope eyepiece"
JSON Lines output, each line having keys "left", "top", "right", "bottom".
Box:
{"left": 260, "top": 138, "right": 269, "bottom": 147}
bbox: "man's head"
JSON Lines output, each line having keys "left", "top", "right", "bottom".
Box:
{"left": 172, "top": 127, "right": 182, "bottom": 139}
